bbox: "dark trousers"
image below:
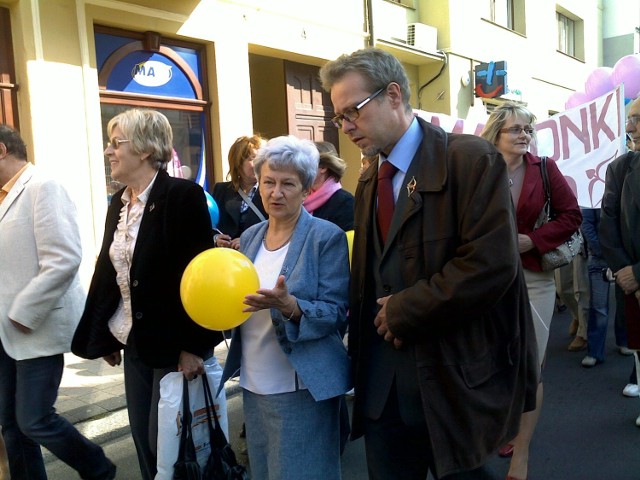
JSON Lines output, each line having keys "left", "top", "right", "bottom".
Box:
{"left": 0, "top": 341, "right": 110, "bottom": 480}
{"left": 363, "top": 385, "right": 500, "bottom": 480}
{"left": 123, "top": 344, "right": 174, "bottom": 480}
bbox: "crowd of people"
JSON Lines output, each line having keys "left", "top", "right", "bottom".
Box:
{"left": 0, "top": 47, "right": 639, "bottom": 480}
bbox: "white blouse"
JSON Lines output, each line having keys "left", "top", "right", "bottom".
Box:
{"left": 239, "top": 241, "right": 307, "bottom": 395}
{"left": 107, "top": 173, "right": 157, "bottom": 345}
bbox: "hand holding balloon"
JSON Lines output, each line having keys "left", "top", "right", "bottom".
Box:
{"left": 214, "top": 231, "right": 233, "bottom": 248}
{"left": 204, "top": 192, "right": 220, "bottom": 229}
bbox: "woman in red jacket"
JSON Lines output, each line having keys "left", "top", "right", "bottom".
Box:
{"left": 482, "top": 102, "right": 582, "bottom": 480}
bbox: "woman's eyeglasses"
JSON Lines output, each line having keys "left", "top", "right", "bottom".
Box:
{"left": 500, "top": 126, "right": 534, "bottom": 135}
{"left": 106, "top": 138, "right": 130, "bottom": 149}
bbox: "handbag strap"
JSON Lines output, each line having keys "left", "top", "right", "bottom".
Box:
{"left": 177, "top": 377, "right": 198, "bottom": 462}
{"left": 539, "top": 156, "right": 553, "bottom": 219}
{"left": 202, "top": 374, "right": 231, "bottom": 447}
{"left": 540, "top": 156, "right": 551, "bottom": 202}
{"left": 237, "top": 188, "right": 266, "bottom": 222}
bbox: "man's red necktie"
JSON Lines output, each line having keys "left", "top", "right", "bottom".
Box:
{"left": 377, "top": 161, "right": 398, "bottom": 244}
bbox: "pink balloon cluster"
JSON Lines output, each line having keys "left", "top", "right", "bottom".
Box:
{"left": 565, "top": 54, "right": 640, "bottom": 110}
{"left": 612, "top": 54, "right": 640, "bottom": 99}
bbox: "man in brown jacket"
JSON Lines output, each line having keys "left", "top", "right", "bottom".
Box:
{"left": 320, "top": 48, "right": 539, "bottom": 479}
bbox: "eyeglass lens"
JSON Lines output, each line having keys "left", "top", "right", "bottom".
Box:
{"left": 502, "top": 126, "right": 534, "bottom": 135}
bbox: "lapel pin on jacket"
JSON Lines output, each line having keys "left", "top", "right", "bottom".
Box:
{"left": 406, "top": 176, "right": 417, "bottom": 197}
{"left": 149, "top": 202, "right": 155, "bottom": 212}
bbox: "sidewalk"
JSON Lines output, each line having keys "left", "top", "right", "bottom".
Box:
{"left": 53, "top": 339, "right": 236, "bottom": 436}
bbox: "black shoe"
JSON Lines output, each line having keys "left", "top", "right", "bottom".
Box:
{"left": 85, "top": 460, "right": 116, "bottom": 480}
{"left": 106, "top": 461, "right": 116, "bottom": 480}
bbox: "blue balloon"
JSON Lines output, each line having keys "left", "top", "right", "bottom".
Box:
{"left": 204, "top": 192, "right": 219, "bottom": 228}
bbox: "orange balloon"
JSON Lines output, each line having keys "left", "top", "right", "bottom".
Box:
{"left": 180, "top": 248, "right": 260, "bottom": 330}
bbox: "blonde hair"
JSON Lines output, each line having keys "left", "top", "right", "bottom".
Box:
{"left": 107, "top": 109, "right": 173, "bottom": 170}
{"left": 480, "top": 101, "right": 537, "bottom": 145}
{"left": 319, "top": 152, "right": 347, "bottom": 181}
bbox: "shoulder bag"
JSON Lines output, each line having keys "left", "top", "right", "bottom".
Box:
{"left": 533, "top": 156, "right": 583, "bottom": 271}
{"left": 238, "top": 188, "right": 266, "bottom": 222}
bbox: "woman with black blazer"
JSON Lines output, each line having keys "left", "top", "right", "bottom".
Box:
{"left": 212, "top": 135, "right": 268, "bottom": 250}
{"left": 72, "top": 109, "right": 223, "bottom": 480}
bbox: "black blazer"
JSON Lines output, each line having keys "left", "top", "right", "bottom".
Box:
{"left": 312, "top": 188, "right": 354, "bottom": 232}
{"left": 72, "top": 170, "right": 222, "bottom": 368}
{"left": 212, "top": 181, "right": 267, "bottom": 239}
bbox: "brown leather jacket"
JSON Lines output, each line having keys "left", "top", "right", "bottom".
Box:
{"left": 348, "top": 118, "right": 539, "bottom": 476}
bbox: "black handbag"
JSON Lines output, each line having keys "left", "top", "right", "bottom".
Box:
{"left": 534, "top": 156, "right": 583, "bottom": 271}
{"left": 201, "top": 374, "right": 249, "bottom": 480}
{"left": 173, "top": 376, "right": 249, "bottom": 480}
{"left": 172, "top": 378, "right": 203, "bottom": 480}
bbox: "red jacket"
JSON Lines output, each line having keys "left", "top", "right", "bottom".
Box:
{"left": 516, "top": 152, "right": 582, "bottom": 271}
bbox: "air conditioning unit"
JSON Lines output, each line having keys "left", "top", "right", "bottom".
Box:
{"left": 407, "top": 23, "right": 437, "bottom": 52}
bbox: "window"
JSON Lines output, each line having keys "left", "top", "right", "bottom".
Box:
{"left": 489, "top": 0, "right": 526, "bottom": 35}
{"left": 556, "top": 9, "right": 584, "bottom": 60}
{"left": 385, "top": 0, "right": 415, "bottom": 7}
{"left": 490, "top": 0, "right": 513, "bottom": 29}
{"left": 94, "top": 27, "right": 212, "bottom": 200}
{"left": 557, "top": 12, "right": 575, "bottom": 56}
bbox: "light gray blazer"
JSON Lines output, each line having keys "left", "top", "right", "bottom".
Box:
{"left": 220, "top": 208, "right": 351, "bottom": 401}
{"left": 0, "top": 164, "right": 85, "bottom": 360}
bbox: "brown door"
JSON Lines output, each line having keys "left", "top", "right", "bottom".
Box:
{"left": 284, "top": 60, "right": 338, "bottom": 151}
{"left": 0, "top": 7, "right": 19, "bottom": 128}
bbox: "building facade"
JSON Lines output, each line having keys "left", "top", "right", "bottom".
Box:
{"left": 0, "top": 0, "right": 623, "bottom": 283}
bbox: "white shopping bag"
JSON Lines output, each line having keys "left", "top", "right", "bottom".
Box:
{"left": 155, "top": 357, "right": 228, "bottom": 480}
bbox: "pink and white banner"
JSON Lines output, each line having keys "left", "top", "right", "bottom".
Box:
{"left": 416, "top": 85, "right": 627, "bottom": 208}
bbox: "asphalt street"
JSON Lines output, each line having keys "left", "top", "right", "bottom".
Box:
{"left": 45, "top": 308, "right": 640, "bottom": 479}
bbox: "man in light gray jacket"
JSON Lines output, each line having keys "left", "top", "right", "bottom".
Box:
{"left": 0, "top": 124, "right": 115, "bottom": 480}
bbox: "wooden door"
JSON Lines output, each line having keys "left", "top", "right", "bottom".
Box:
{"left": 0, "top": 7, "right": 19, "bottom": 128}
{"left": 284, "top": 60, "right": 338, "bottom": 151}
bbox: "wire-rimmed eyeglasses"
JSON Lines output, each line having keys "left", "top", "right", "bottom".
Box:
{"left": 500, "top": 126, "right": 535, "bottom": 136}
{"left": 331, "top": 87, "right": 385, "bottom": 129}
{"left": 106, "top": 138, "right": 130, "bottom": 149}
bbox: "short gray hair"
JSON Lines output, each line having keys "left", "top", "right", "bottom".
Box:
{"left": 107, "top": 109, "right": 173, "bottom": 170}
{"left": 319, "top": 48, "right": 412, "bottom": 113}
{"left": 480, "top": 101, "right": 537, "bottom": 145}
{"left": 254, "top": 136, "right": 318, "bottom": 191}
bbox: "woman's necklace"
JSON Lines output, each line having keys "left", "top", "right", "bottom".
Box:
{"left": 263, "top": 231, "right": 294, "bottom": 251}
{"left": 508, "top": 161, "right": 525, "bottom": 188}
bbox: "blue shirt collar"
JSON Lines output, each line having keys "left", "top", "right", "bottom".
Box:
{"left": 379, "top": 117, "right": 422, "bottom": 173}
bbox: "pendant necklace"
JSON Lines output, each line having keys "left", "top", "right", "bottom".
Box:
{"left": 263, "top": 231, "right": 294, "bottom": 251}
{"left": 508, "top": 162, "right": 524, "bottom": 188}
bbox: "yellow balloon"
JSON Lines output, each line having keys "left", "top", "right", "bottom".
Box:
{"left": 345, "top": 230, "right": 354, "bottom": 267}
{"left": 180, "top": 248, "right": 260, "bottom": 330}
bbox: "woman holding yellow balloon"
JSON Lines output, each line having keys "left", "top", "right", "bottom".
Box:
{"left": 220, "top": 135, "right": 351, "bottom": 479}
{"left": 71, "top": 109, "right": 223, "bottom": 480}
